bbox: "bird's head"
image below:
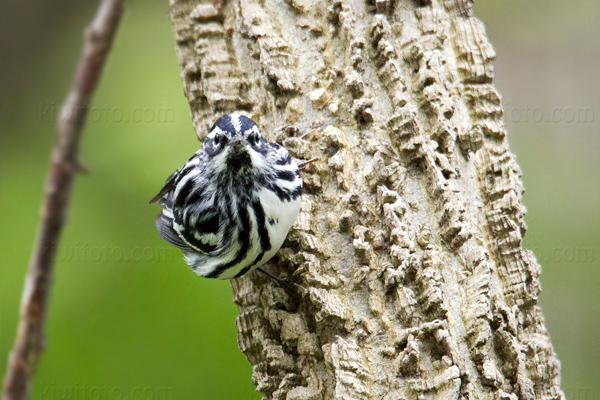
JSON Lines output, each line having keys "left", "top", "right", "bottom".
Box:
{"left": 203, "top": 114, "right": 272, "bottom": 175}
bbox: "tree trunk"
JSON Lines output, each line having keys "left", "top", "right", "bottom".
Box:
{"left": 168, "top": 1, "right": 564, "bottom": 399}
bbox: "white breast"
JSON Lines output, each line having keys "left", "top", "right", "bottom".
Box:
{"left": 257, "top": 187, "right": 302, "bottom": 261}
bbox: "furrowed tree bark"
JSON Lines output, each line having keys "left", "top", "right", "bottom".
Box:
{"left": 168, "top": 1, "right": 564, "bottom": 399}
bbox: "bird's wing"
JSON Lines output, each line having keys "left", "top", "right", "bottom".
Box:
{"left": 149, "top": 170, "right": 179, "bottom": 204}
{"left": 155, "top": 210, "right": 194, "bottom": 252}
{"left": 154, "top": 189, "right": 221, "bottom": 255}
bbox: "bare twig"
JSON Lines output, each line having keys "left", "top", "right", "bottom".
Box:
{"left": 2, "top": 1, "right": 124, "bottom": 399}
{"left": 297, "top": 158, "right": 317, "bottom": 170}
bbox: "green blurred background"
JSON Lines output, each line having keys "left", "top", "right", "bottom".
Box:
{"left": 0, "top": 1, "right": 598, "bottom": 399}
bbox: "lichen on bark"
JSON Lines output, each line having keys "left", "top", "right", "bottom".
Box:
{"left": 168, "top": 0, "right": 564, "bottom": 399}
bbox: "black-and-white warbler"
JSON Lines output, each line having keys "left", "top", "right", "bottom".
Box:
{"left": 150, "top": 114, "right": 302, "bottom": 279}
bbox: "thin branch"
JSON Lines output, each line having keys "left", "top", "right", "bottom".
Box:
{"left": 1, "top": 1, "right": 124, "bottom": 399}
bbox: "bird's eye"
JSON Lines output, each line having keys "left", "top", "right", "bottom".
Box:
{"left": 214, "top": 135, "right": 228, "bottom": 146}
{"left": 248, "top": 133, "right": 259, "bottom": 146}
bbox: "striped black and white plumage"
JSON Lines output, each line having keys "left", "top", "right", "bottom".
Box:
{"left": 150, "top": 114, "right": 302, "bottom": 279}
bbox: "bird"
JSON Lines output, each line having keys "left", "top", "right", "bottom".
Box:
{"left": 150, "top": 114, "right": 302, "bottom": 279}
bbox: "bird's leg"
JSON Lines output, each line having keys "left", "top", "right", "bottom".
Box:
{"left": 257, "top": 267, "right": 299, "bottom": 296}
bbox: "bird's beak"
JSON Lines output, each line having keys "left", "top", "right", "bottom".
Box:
{"left": 230, "top": 138, "right": 247, "bottom": 154}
